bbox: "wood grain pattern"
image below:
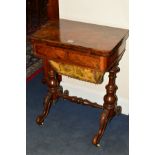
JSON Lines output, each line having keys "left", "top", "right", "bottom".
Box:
{"left": 35, "top": 44, "right": 66, "bottom": 60}
{"left": 31, "top": 19, "right": 128, "bottom": 57}
{"left": 68, "top": 52, "right": 100, "bottom": 70}
{"left": 33, "top": 43, "right": 108, "bottom": 72}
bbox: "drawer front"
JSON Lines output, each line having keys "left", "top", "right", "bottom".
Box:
{"left": 68, "top": 52, "right": 100, "bottom": 69}
{"left": 35, "top": 44, "right": 66, "bottom": 60}
{"left": 34, "top": 43, "right": 107, "bottom": 72}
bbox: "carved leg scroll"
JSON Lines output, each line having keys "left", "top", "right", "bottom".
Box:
{"left": 36, "top": 65, "right": 60, "bottom": 125}
{"left": 36, "top": 92, "right": 52, "bottom": 125}
{"left": 92, "top": 65, "right": 121, "bottom": 146}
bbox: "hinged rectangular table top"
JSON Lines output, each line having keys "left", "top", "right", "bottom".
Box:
{"left": 31, "top": 19, "right": 129, "bottom": 57}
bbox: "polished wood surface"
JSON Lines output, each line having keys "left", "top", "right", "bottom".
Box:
{"left": 31, "top": 19, "right": 128, "bottom": 84}
{"left": 31, "top": 19, "right": 128, "bottom": 56}
{"left": 30, "top": 0, "right": 129, "bottom": 147}
{"left": 92, "top": 65, "right": 122, "bottom": 145}
{"left": 47, "top": 0, "right": 59, "bottom": 20}
{"left": 36, "top": 67, "right": 60, "bottom": 125}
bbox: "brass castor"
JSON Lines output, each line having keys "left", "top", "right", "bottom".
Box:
{"left": 36, "top": 115, "right": 44, "bottom": 126}
{"left": 96, "top": 144, "right": 101, "bottom": 147}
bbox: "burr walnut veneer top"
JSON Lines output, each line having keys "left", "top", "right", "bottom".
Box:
{"left": 31, "top": 19, "right": 128, "bottom": 57}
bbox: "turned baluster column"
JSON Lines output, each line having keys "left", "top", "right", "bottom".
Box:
{"left": 92, "top": 65, "right": 121, "bottom": 146}
{"left": 103, "top": 66, "right": 120, "bottom": 115}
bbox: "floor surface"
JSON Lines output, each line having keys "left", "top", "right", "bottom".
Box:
{"left": 26, "top": 73, "right": 129, "bottom": 155}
